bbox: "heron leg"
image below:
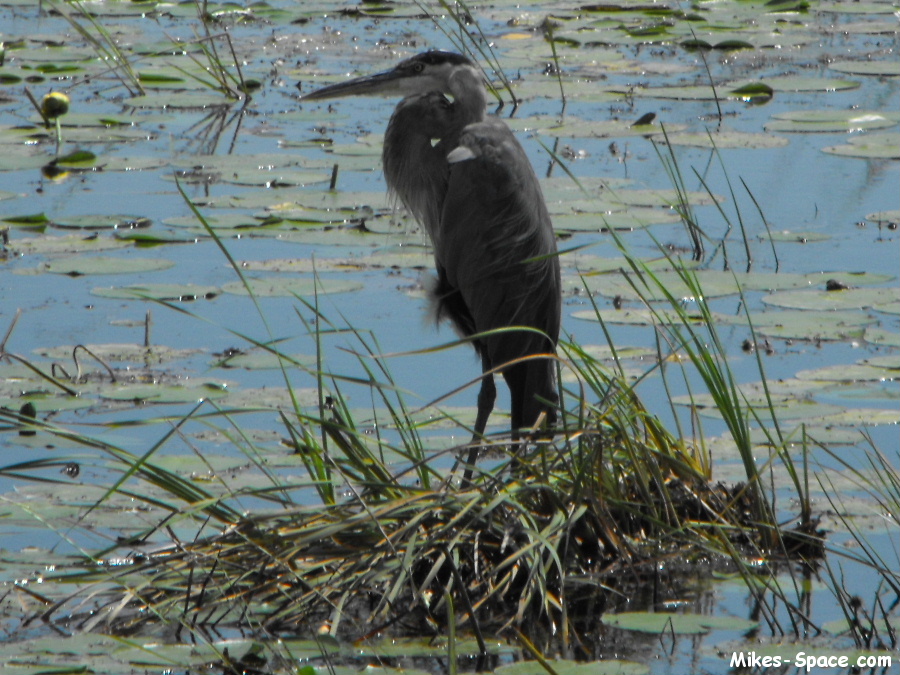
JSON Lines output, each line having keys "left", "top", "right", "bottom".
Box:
{"left": 462, "top": 350, "right": 495, "bottom": 483}
{"left": 503, "top": 364, "right": 528, "bottom": 441}
{"left": 503, "top": 358, "right": 558, "bottom": 474}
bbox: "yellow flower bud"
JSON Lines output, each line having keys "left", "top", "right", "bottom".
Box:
{"left": 40, "top": 92, "right": 70, "bottom": 119}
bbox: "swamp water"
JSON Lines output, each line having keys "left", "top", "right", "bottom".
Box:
{"left": 0, "top": 0, "right": 898, "bottom": 673}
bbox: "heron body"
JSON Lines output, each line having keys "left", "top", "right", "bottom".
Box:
{"left": 301, "top": 52, "right": 561, "bottom": 468}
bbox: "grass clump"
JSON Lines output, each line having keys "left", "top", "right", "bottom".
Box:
{"left": 1, "top": 270, "right": 815, "bottom": 647}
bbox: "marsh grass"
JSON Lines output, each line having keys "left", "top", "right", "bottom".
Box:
{"left": 0, "top": 182, "right": 829, "bottom": 650}
{"left": 50, "top": 0, "right": 256, "bottom": 101}
{"left": 0, "top": 98, "right": 838, "bottom": 653}
{"left": 46, "top": 0, "right": 145, "bottom": 96}
{"left": 1, "top": 5, "right": 893, "bottom": 662}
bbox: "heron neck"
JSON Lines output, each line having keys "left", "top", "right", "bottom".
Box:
{"left": 448, "top": 66, "right": 487, "bottom": 125}
{"left": 383, "top": 118, "right": 447, "bottom": 237}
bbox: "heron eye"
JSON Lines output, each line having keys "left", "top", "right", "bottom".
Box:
{"left": 412, "top": 62, "right": 425, "bottom": 73}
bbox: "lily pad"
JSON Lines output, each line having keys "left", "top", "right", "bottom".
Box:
{"left": 44, "top": 256, "right": 174, "bottom": 275}
{"left": 761, "top": 287, "right": 899, "bottom": 311}
{"left": 35, "top": 343, "right": 202, "bottom": 363}
{"left": 8, "top": 233, "right": 131, "bottom": 254}
{"left": 238, "top": 252, "right": 432, "bottom": 273}
{"left": 101, "top": 381, "right": 229, "bottom": 403}
{"left": 2, "top": 212, "right": 49, "bottom": 226}
{"left": 866, "top": 209, "right": 900, "bottom": 223}
{"left": 213, "top": 349, "right": 315, "bottom": 370}
{"left": 219, "top": 386, "right": 320, "bottom": 410}
{"left": 763, "top": 230, "right": 830, "bottom": 243}
{"left": 495, "top": 659, "right": 649, "bottom": 675}
{"left": 50, "top": 214, "right": 152, "bottom": 230}
{"left": 766, "top": 110, "right": 900, "bottom": 133}
{"left": 221, "top": 277, "right": 363, "bottom": 297}
{"left": 126, "top": 91, "right": 235, "bottom": 108}
{"left": 816, "top": 407, "right": 899, "bottom": 426}
{"left": 864, "top": 326, "right": 900, "bottom": 347}
{"left": 664, "top": 129, "right": 789, "bottom": 149}
{"left": 822, "top": 132, "right": 900, "bottom": 159}
{"left": 163, "top": 213, "right": 282, "bottom": 230}
{"left": 579, "top": 269, "right": 818, "bottom": 302}
{"left": 604, "top": 611, "right": 757, "bottom": 634}
{"left": 796, "top": 361, "right": 899, "bottom": 383}
{"left": 0, "top": 393, "right": 94, "bottom": 413}
{"left": 829, "top": 60, "right": 900, "bottom": 77}
{"left": 91, "top": 283, "right": 220, "bottom": 301}
{"left": 745, "top": 309, "right": 876, "bottom": 341}
{"left": 553, "top": 208, "right": 680, "bottom": 231}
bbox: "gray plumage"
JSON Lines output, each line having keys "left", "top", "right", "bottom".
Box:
{"left": 301, "top": 52, "right": 561, "bottom": 471}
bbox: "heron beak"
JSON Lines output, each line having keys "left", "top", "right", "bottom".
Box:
{"left": 299, "top": 68, "right": 409, "bottom": 101}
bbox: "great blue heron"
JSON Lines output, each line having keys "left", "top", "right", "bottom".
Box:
{"left": 301, "top": 51, "right": 561, "bottom": 475}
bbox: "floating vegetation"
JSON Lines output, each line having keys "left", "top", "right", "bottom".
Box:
{"left": 3, "top": 330, "right": 818, "bottom": 643}
{"left": 0, "top": 0, "right": 896, "bottom": 671}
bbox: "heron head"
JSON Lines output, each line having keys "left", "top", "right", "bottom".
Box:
{"left": 299, "top": 50, "right": 481, "bottom": 102}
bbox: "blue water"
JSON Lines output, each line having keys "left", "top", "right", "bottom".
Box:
{"left": 0, "top": 1, "right": 897, "bottom": 666}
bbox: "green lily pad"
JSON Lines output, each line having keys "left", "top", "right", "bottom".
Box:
{"left": 115, "top": 230, "right": 200, "bottom": 245}
{"left": 866, "top": 209, "right": 900, "bottom": 224}
{"left": 796, "top": 361, "right": 899, "bottom": 383}
{"left": 873, "top": 300, "right": 900, "bottom": 315}
{"left": 163, "top": 213, "right": 282, "bottom": 230}
{"left": 573, "top": 306, "right": 876, "bottom": 342}
{"left": 553, "top": 208, "right": 680, "bottom": 231}
{"left": 762, "top": 287, "right": 899, "bottom": 311}
{"left": 266, "top": 204, "right": 373, "bottom": 224}
{"left": 238, "top": 252, "right": 432, "bottom": 273}
{"left": 101, "top": 381, "right": 229, "bottom": 403}
{"left": 829, "top": 60, "right": 900, "bottom": 77}
{"left": 823, "top": 132, "right": 900, "bottom": 159}
{"left": 816, "top": 407, "right": 899, "bottom": 426}
{"left": 205, "top": 188, "right": 392, "bottom": 212}
{"left": 864, "top": 326, "right": 900, "bottom": 347}
{"left": 54, "top": 149, "right": 97, "bottom": 165}
{"left": 579, "top": 269, "right": 818, "bottom": 302}
{"left": 753, "top": 75, "right": 860, "bottom": 92}
{"left": 2, "top": 212, "right": 49, "bottom": 226}
{"left": 221, "top": 277, "right": 363, "bottom": 297}
{"left": 605, "top": 611, "right": 757, "bottom": 634}
{"left": 91, "top": 283, "right": 220, "bottom": 301}
{"left": 495, "top": 659, "right": 649, "bottom": 675}
{"left": 745, "top": 309, "right": 876, "bottom": 341}
{"left": 766, "top": 110, "right": 900, "bottom": 133}
{"left": 219, "top": 386, "right": 320, "bottom": 410}
{"left": 664, "top": 129, "right": 789, "bottom": 149}
{"left": 35, "top": 343, "right": 202, "bottom": 363}
{"left": 8, "top": 233, "right": 131, "bottom": 254}
{"left": 213, "top": 349, "right": 315, "bottom": 370}
{"left": 538, "top": 118, "right": 669, "bottom": 139}
{"left": 44, "top": 256, "right": 174, "bottom": 275}
{"left": 126, "top": 91, "right": 235, "bottom": 108}
{"left": 0, "top": 393, "right": 94, "bottom": 413}
{"left": 220, "top": 168, "right": 330, "bottom": 188}
{"left": 50, "top": 214, "right": 151, "bottom": 230}
{"left": 763, "top": 230, "right": 831, "bottom": 243}
{"left": 251, "top": 227, "right": 425, "bottom": 247}
{"left": 818, "top": 0, "right": 900, "bottom": 12}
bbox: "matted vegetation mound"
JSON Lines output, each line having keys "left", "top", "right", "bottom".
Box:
{"left": 41, "top": 396, "right": 807, "bottom": 642}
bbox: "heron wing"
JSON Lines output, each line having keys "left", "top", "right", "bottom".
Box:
{"left": 435, "top": 119, "right": 561, "bottom": 365}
